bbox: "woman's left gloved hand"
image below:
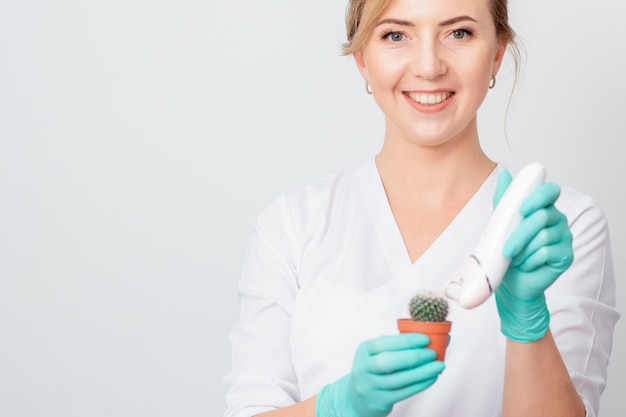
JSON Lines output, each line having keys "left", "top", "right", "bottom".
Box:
{"left": 492, "top": 170, "right": 574, "bottom": 343}
{"left": 316, "top": 333, "right": 445, "bottom": 417}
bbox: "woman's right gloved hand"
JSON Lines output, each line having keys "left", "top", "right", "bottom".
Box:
{"left": 315, "top": 333, "right": 445, "bottom": 417}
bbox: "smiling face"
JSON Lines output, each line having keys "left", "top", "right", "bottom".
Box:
{"left": 354, "top": 0, "right": 507, "bottom": 149}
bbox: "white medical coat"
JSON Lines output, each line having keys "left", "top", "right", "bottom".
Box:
{"left": 224, "top": 159, "right": 619, "bottom": 417}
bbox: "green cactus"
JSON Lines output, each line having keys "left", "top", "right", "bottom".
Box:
{"left": 409, "top": 291, "right": 449, "bottom": 322}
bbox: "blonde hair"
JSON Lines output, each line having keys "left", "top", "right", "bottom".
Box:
{"left": 343, "top": 0, "right": 394, "bottom": 55}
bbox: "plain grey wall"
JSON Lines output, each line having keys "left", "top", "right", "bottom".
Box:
{"left": 0, "top": 1, "right": 623, "bottom": 416}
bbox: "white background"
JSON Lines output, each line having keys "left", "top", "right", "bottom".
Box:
{"left": 0, "top": 1, "right": 623, "bottom": 416}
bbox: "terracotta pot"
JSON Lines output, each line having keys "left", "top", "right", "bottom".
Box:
{"left": 397, "top": 319, "right": 452, "bottom": 361}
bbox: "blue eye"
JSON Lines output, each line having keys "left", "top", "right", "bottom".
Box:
{"left": 451, "top": 29, "right": 472, "bottom": 40}
{"left": 383, "top": 31, "right": 404, "bottom": 42}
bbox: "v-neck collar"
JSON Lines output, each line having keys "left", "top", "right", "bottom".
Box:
{"left": 357, "top": 157, "right": 502, "bottom": 283}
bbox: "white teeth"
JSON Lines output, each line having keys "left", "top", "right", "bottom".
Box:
{"left": 407, "top": 92, "right": 452, "bottom": 105}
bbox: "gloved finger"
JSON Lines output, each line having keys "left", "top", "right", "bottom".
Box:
{"left": 366, "top": 347, "right": 437, "bottom": 375}
{"left": 519, "top": 182, "right": 561, "bottom": 216}
{"left": 380, "top": 376, "right": 440, "bottom": 406}
{"left": 504, "top": 207, "right": 564, "bottom": 258}
{"left": 509, "top": 215, "right": 572, "bottom": 266}
{"left": 364, "top": 333, "right": 430, "bottom": 356}
{"left": 371, "top": 361, "right": 445, "bottom": 392}
{"left": 356, "top": 375, "right": 441, "bottom": 414}
{"left": 493, "top": 170, "right": 513, "bottom": 208}
{"left": 515, "top": 237, "right": 574, "bottom": 273}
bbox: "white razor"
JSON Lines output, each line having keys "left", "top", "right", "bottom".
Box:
{"left": 444, "top": 162, "right": 547, "bottom": 309}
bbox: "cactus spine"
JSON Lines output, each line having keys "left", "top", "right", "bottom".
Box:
{"left": 409, "top": 291, "right": 449, "bottom": 322}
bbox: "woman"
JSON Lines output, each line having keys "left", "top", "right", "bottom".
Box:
{"left": 223, "top": 0, "right": 620, "bottom": 416}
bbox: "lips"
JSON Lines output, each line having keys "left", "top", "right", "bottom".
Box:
{"left": 404, "top": 91, "right": 454, "bottom": 105}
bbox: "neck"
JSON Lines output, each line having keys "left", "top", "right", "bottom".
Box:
{"left": 375, "top": 128, "right": 496, "bottom": 206}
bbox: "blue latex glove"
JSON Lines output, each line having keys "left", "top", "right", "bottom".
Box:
{"left": 316, "top": 333, "right": 445, "bottom": 417}
{"left": 492, "top": 170, "right": 574, "bottom": 343}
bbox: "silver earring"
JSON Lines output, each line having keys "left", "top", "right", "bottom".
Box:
{"left": 365, "top": 81, "right": 372, "bottom": 95}
{"left": 489, "top": 76, "right": 496, "bottom": 89}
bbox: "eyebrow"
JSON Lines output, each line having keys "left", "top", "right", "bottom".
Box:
{"left": 375, "top": 18, "right": 414, "bottom": 27}
{"left": 439, "top": 15, "right": 478, "bottom": 26}
{"left": 375, "top": 15, "right": 478, "bottom": 28}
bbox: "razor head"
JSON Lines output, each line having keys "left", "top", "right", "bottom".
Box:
{"left": 445, "top": 255, "right": 493, "bottom": 309}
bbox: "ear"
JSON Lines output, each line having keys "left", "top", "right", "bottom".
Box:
{"left": 353, "top": 50, "right": 370, "bottom": 83}
{"left": 491, "top": 39, "right": 508, "bottom": 76}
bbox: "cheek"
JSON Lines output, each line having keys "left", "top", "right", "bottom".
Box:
{"left": 367, "top": 54, "right": 407, "bottom": 86}
{"left": 459, "top": 52, "right": 495, "bottom": 86}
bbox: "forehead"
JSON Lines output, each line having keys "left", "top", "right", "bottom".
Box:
{"left": 376, "top": 0, "right": 492, "bottom": 22}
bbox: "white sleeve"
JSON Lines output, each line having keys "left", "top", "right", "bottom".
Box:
{"left": 548, "top": 195, "right": 621, "bottom": 417}
{"left": 223, "top": 195, "right": 302, "bottom": 417}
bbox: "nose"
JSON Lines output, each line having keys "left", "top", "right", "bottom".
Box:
{"left": 411, "top": 39, "right": 447, "bottom": 80}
